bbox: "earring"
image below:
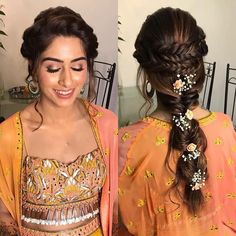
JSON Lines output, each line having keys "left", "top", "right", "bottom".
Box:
{"left": 25, "top": 76, "right": 40, "bottom": 97}
{"left": 146, "top": 81, "right": 155, "bottom": 98}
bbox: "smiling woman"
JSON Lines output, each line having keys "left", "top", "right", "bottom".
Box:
{"left": 0, "top": 6, "right": 117, "bottom": 236}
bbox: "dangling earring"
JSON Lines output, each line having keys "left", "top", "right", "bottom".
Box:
{"left": 146, "top": 81, "right": 155, "bottom": 98}
{"left": 25, "top": 75, "right": 40, "bottom": 97}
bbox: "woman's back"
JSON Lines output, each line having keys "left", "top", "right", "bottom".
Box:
{"left": 119, "top": 112, "right": 236, "bottom": 236}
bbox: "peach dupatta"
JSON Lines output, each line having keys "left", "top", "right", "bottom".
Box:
{"left": 0, "top": 102, "right": 118, "bottom": 236}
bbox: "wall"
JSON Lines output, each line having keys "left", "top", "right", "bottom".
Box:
{"left": 0, "top": 0, "right": 118, "bottom": 112}
{"left": 118, "top": 0, "right": 236, "bottom": 112}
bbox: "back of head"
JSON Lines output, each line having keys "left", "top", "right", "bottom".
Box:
{"left": 134, "top": 7, "right": 209, "bottom": 214}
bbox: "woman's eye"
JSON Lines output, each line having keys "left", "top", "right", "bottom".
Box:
{"left": 72, "top": 67, "right": 84, "bottom": 72}
{"left": 46, "top": 67, "right": 61, "bottom": 73}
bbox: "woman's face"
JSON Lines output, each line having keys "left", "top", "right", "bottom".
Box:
{"left": 36, "top": 36, "right": 88, "bottom": 108}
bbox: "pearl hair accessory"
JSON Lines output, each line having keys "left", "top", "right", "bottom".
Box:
{"left": 173, "top": 74, "right": 196, "bottom": 95}
{"left": 172, "top": 109, "right": 193, "bottom": 131}
{"left": 182, "top": 143, "right": 201, "bottom": 161}
{"left": 190, "top": 169, "right": 206, "bottom": 191}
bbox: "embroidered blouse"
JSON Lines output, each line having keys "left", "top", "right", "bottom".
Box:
{"left": 119, "top": 112, "right": 236, "bottom": 236}
{"left": 21, "top": 148, "right": 106, "bottom": 232}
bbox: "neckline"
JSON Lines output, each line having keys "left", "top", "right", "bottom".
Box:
{"left": 25, "top": 147, "right": 100, "bottom": 166}
{"left": 18, "top": 99, "right": 102, "bottom": 165}
{"left": 144, "top": 112, "right": 216, "bottom": 127}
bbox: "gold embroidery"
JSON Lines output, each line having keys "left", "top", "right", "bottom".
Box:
{"left": 166, "top": 177, "right": 175, "bottom": 186}
{"left": 227, "top": 158, "right": 234, "bottom": 166}
{"left": 214, "top": 137, "right": 223, "bottom": 145}
{"left": 121, "top": 132, "right": 131, "bottom": 143}
{"left": 144, "top": 170, "right": 154, "bottom": 179}
{"left": 114, "top": 128, "right": 118, "bottom": 135}
{"left": 96, "top": 111, "right": 103, "bottom": 118}
{"left": 127, "top": 221, "right": 134, "bottom": 228}
{"left": 118, "top": 188, "right": 125, "bottom": 196}
{"left": 190, "top": 215, "right": 198, "bottom": 222}
{"left": 227, "top": 193, "right": 236, "bottom": 199}
{"left": 223, "top": 120, "right": 229, "bottom": 128}
{"left": 137, "top": 199, "right": 145, "bottom": 207}
{"left": 205, "top": 192, "right": 212, "bottom": 201}
{"left": 155, "top": 136, "right": 166, "bottom": 146}
{"left": 216, "top": 171, "right": 224, "bottom": 179}
{"left": 155, "top": 205, "right": 164, "bottom": 214}
{"left": 198, "top": 112, "right": 216, "bottom": 126}
{"left": 209, "top": 225, "right": 218, "bottom": 231}
{"left": 125, "top": 166, "right": 134, "bottom": 176}
{"left": 173, "top": 212, "right": 181, "bottom": 220}
{"left": 104, "top": 147, "right": 109, "bottom": 156}
{"left": 227, "top": 220, "right": 234, "bottom": 226}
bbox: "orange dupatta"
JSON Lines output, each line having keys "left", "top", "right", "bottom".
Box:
{"left": 0, "top": 102, "right": 118, "bottom": 236}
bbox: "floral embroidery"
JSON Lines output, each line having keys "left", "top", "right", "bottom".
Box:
{"left": 190, "top": 215, "right": 198, "bottom": 222}
{"left": 23, "top": 149, "right": 106, "bottom": 204}
{"left": 223, "top": 120, "right": 229, "bottom": 128}
{"left": 173, "top": 212, "right": 181, "bottom": 220}
{"left": 214, "top": 137, "right": 223, "bottom": 145}
{"left": 166, "top": 177, "right": 175, "bottom": 186}
{"left": 121, "top": 132, "right": 131, "bottom": 143}
{"left": 137, "top": 199, "right": 145, "bottom": 207}
{"left": 227, "top": 193, "right": 236, "bottom": 199}
{"left": 114, "top": 128, "right": 118, "bottom": 135}
{"left": 227, "top": 158, "right": 234, "bottom": 166}
{"left": 204, "top": 192, "right": 212, "bottom": 201}
{"left": 125, "top": 166, "right": 134, "bottom": 176}
{"left": 96, "top": 111, "right": 103, "bottom": 118}
{"left": 144, "top": 170, "right": 154, "bottom": 179}
{"left": 209, "top": 225, "right": 218, "bottom": 231}
{"left": 216, "top": 171, "right": 224, "bottom": 179}
{"left": 155, "top": 205, "right": 164, "bottom": 214}
{"left": 155, "top": 136, "right": 166, "bottom": 146}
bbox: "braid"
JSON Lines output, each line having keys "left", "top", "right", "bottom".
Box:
{"left": 134, "top": 7, "right": 209, "bottom": 214}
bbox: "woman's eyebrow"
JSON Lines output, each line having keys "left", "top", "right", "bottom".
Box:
{"left": 41, "top": 57, "right": 87, "bottom": 63}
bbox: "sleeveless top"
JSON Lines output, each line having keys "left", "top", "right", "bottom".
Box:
{"left": 21, "top": 147, "right": 106, "bottom": 235}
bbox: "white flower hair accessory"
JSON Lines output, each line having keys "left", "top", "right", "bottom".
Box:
{"left": 173, "top": 74, "right": 196, "bottom": 95}
{"left": 182, "top": 143, "right": 201, "bottom": 161}
{"left": 190, "top": 169, "right": 206, "bottom": 191}
{"left": 172, "top": 109, "right": 193, "bottom": 132}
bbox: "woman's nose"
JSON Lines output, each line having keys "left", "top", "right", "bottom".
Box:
{"left": 58, "top": 68, "right": 73, "bottom": 87}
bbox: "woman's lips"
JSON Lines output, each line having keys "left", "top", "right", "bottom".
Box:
{"left": 54, "top": 88, "right": 75, "bottom": 98}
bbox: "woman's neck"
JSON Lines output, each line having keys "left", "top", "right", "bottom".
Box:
{"left": 35, "top": 98, "right": 85, "bottom": 125}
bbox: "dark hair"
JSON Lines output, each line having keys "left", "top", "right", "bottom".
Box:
{"left": 21, "top": 6, "right": 98, "bottom": 101}
{"left": 133, "top": 7, "right": 208, "bottom": 214}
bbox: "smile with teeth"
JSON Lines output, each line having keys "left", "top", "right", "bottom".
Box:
{"left": 54, "top": 89, "right": 74, "bottom": 96}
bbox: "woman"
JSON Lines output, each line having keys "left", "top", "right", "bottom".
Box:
{"left": 0, "top": 6, "right": 117, "bottom": 236}
{"left": 119, "top": 7, "right": 236, "bottom": 236}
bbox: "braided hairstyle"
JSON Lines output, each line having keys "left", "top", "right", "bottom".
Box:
{"left": 133, "top": 7, "right": 208, "bottom": 214}
{"left": 20, "top": 6, "right": 98, "bottom": 101}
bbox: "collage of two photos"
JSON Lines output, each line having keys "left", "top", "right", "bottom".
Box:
{"left": 0, "top": 0, "right": 236, "bottom": 235}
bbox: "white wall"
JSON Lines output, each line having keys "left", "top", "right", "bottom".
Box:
{"left": 0, "top": 0, "right": 118, "bottom": 112}
{"left": 118, "top": 0, "right": 236, "bottom": 112}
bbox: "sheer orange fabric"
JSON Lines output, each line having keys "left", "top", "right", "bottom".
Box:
{"left": 119, "top": 112, "right": 236, "bottom": 236}
{"left": 0, "top": 101, "right": 118, "bottom": 236}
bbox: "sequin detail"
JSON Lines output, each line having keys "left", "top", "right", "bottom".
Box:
{"left": 22, "top": 148, "right": 106, "bottom": 227}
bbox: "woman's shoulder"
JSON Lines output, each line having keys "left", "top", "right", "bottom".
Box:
{"left": 0, "top": 112, "right": 19, "bottom": 130}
